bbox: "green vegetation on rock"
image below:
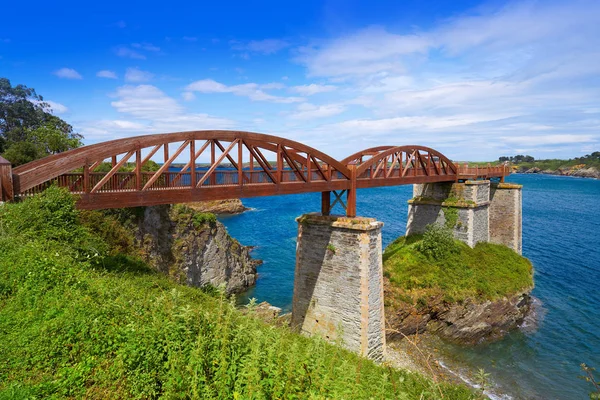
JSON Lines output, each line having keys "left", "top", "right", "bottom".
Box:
{"left": 0, "top": 187, "right": 475, "bottom": 399}
{"left": 384, "top": 227, "right": 533, "bottom": 304}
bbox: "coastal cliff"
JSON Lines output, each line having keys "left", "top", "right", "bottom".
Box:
{"left": 133, "top": 204, "right": 258, "bottom": 294}
{"left": 383, "top": 232, "right": 534, "bottom": 345}
{"left": 519, "top": 165, "right": 600, "bottom": 178}
{"left": 81, "top": 201, "right": 258, "bottom": 294}
{"left": 385, "top": 285, "right": 531, "bottom": 344}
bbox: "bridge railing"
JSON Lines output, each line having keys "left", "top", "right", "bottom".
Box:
{"left": 456, "top": 164, "right": 507, "bottom": 179}
{"left": 17, "top": 164, "right": 508, "bottom": 199}
{"left": 357, "top": 164, "right": 452, "bottom": 180}
{"left": 15, "top": 166, "right": 353, "bottom": 198}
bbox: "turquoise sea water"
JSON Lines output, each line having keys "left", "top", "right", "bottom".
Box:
{"left": 218, "top": 174, "right": 600, "bottom": 399}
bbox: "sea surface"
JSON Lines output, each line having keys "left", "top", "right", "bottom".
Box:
{"left": 218, "top": 174, "right": 600, "bottom": 399}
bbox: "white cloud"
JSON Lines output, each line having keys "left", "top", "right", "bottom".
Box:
{"left": 93, "top": 120, "right": 148, "bottom": 131}
{"left": 183, "top": 36, "right": 197, "bottom": 42}
{"left": 46, "top": 100, "right": 68, "bottom": 114}
{"left": 80, "top": 84, "right": 235, "bottom": 140}
{"left": 231, "top": 38, "right": 289, "bottom": 55}
{"left": 111, "top": 85, "right": 182, "bottom": 119}
{"left": 186, "top": 79, "right": 303, "bottom": 103}
{"left": 53, "top": 68, "right": 82, "bottom": 80}
{"left": 131, "top": 42, "right": 160, "bottom": 52}
{"left": 115, "top": 46, "right": 146, "bottom": 59}
{"left": 323, "top": 113, "right": 510, "bottom": 133}
{"left": 96, "top": 70, "right": 117, "bottom": 79}
{"left": 288, "top": 103, "right": 346, "bottom": 120}
{"left": 296, "top": 26, "right": 431, "bottom": 78}
{"left": 34, "top": 100, "right": 69, "bottom": 114}
{"left": 181, "top": 92, "right": 196, "bottom": 101}
{"left": 500, "top": 134, "right": 597, "bottom": 146}
{"left": 291, "top": 84, "right": 336, "bottom": 96}
{"left": 125, "top": 67, "right": 154, "bottom": 83}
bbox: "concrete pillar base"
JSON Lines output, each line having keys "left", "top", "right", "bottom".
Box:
{"left": 292, "top": 213, "right": 385, "bottom": 361}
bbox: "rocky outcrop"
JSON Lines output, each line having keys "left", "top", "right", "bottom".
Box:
{"left": 520, "top": 166, "right": 599, "bottom": 178}
{"left": 385, "top": 282, "right": 532, "bottom": 345}
{"left": 570, "top": 167, "right": 600, "bottom": 178}
{"left": 187, "top": 199, "right": 248, "bottom": 214}
{"left": 133, "top": 204, "right": 259, "bottom": 294}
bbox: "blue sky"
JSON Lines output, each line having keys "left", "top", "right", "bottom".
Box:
{"left": 1, "top": 0, "right": 599, "bottom": 161}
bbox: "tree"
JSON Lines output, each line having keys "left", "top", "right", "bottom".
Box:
{"left": 0, "top": 77, "right": 82, "bottom": 165}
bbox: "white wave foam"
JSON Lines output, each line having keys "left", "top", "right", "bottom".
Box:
{"left": 519, "top": 296, "right": 545, "bottom": 333}
{"left": 437, "top": 360, "right": 513, "bottom": 400}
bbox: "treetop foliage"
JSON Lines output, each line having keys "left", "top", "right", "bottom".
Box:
{"left": 0, "top": 77, "right": 83, "bottom": 165}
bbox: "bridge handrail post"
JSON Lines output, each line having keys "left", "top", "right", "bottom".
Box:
{"left": 346, "top": 165, "right": 357, "bottom": 217}
{"left": 0, "top": 156, "right": 14, "bottom": 202}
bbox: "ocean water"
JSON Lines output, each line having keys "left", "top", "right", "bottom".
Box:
{"left": 218, "top": 174, "right": 600, "bottom": 399}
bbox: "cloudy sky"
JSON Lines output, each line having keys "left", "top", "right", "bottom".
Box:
{"left": 1, "top": 0, "right": 599, "bottom": 160}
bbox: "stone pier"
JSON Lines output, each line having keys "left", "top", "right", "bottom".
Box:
{"left": 489, "top": 183, "right": 523, "bottom": 254}
{"left": 406, "top": 181, "right": 522, "bottom": 254}
{"left": 291, "top": 214, "right": 386, "bottom": 361}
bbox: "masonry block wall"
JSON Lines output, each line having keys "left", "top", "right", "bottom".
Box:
{"left": 406, "top": 181, "right": 522, "bottom": 253}
{"left": 292, "top": 214, "right": 385, "bottom": 361}
{"left": 489, "top": 183, "right": 523, "bottom": 254}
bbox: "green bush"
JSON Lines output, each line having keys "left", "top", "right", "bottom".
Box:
{"left": 417, "top": 224, "right": 458, "bottom": 261}
{"left": 0, "top": 186, "right": 106, "bottom": 259}
{"left": 192, "top": 212, "right": 217, "bottom": 228}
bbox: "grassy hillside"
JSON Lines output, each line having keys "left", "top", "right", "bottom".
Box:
{"left": 460, "top": 152, "right": 600, "bottom": 171}
{"left": 515, "top": 159, "right": 600, "bottom": 171}
{"left": 0, "top": 188, "right": 475, "bottom": 399}
{"left": 383, "top": 228, "right": 533, "bottom": 304}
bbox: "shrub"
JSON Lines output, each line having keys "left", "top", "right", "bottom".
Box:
{"left": 0, "top": 186, "right": 106, "bottom": 259}
{"left": 417, "top": 224, "right": 458, "bottom": 261}
{"left": 192, "top": 212, "right": 217, "bottom": 228}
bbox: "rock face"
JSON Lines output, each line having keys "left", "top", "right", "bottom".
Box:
{"left": 385, "top": 283, "right": 532, "bottom": 345}
{"left": 571, "top": 167, "right": 600, "bottom": 178}
{"left": 187, "top": 199, "right": 248, "bottom": 214}
{"left": 521, "top": 166, "right": 599, "bottom": 178}
{"left": 133, "top": 204, "right": 258, "bottom": 294}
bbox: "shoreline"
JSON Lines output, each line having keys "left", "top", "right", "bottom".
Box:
{"left": 386, "top": 295, "right": 545, "bottom": 399}
{"left": 386, "top": 332, "right": 515, "bottom": 399}
{"left": 516, "top": 167, "right": 599, "bottom": 179}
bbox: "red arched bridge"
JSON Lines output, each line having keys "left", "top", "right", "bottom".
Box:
{"left": 0, "top": 130, "right": 509, "bottom": 217}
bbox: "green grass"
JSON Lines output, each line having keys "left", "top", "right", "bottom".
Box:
{"left": 0, "top": 187, "right": 476, "bottom": 399}
{"left": 383, "top": 234, "right": 533, "bottom": 304}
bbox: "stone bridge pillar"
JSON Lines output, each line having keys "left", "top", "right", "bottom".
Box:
{"left": 406, "top": 181, "right": 522, "bottom": 254}
{"left": 292, "top": 214, "right": 385, "bottom": 361}
{"left": 489, "top": 183, "right": 522, "bottom": 254}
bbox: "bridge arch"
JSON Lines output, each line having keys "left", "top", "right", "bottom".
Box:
{"left": 14, "top": 130, "right": 352, "bottom": 195}
{"left": 342, "top": 145, "right": 458, "bottom": 185}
